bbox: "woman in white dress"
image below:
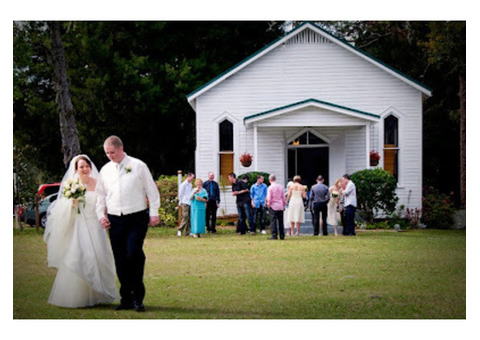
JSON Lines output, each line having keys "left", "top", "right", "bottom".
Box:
{"left": 286, "top": 175, "right": 306, "bottom": 236}
{"left": 44, "top": 155, "right": 118, "bottom": 308}
{"left": 283, "top": 181, "right": 294, "bottom": 233}
{"left": 327, "top": 179, "right": 342, "bottom": 236}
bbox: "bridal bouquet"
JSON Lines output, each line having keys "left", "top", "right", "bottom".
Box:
{"left": 63, "top": 178, "right": 87, "bottom": 213}
{"left": 331, "top": 190, "right": 339, "bottom": 198}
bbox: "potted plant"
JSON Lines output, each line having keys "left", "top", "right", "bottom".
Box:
{"left": 239, "top": 152, "right": 253, "bottom": 167}
{"left": 370, "top": 150, "right": 380, "bottom": 166}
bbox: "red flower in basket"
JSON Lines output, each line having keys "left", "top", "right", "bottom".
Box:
{"left": 239, "top": 153, "right": 253, "bottom": 167}
{"left": 370, "top": 150, "right": 380, "bottom": 166}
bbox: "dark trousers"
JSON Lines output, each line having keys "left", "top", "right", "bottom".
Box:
{"left": 237, "top": 203, "right": 254, "bottom": 234}
{"left": 108, "top": 209, "right": 149, "bottom": 305}
{"left": 313, "top": 201, "right": 329, "bottom": 235}
{"left": 252, "top": 205, "right": 266, "bottom": 231}
{"left": 341, "top": 209, "right": 347, "bottom": 235}
{"left": 344, "top": 205, "right": 357, "bottom": 236}
{"left": 205, "top": 200, "right": 218, "bottom": 233}
{"left": 269, "top": 208, "right": 285, "bottom": 239}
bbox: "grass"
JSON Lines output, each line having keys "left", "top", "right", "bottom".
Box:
{"left": 13, "top": 225, "right": 465, "bottom": 319}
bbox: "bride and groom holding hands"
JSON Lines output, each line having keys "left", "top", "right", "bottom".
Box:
{"left": 44, "top": 135, "right": 160, "bottom": 312}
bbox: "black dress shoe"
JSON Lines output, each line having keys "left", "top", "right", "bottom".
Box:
{"left": 134, "top": 302, "right": 145, "bottom": 312}
{"left": 115, "top": 303, "right": 134, "bottom": 310}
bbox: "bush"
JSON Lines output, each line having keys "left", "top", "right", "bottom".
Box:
{"left": 156, "top": 175, "right": 179, "bottom": 228}
{"left": 237, "top": 171, "right": 271, "bottom": 188}
{"left": 421, "top": 186, "right": 455, "bottom": 229}
{"left": 350, "top": 168, "right": 398, "bottom": 224}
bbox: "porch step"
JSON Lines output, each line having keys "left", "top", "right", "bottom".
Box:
{"left": 296, "top": 211, "right": 343, "bottom": 236}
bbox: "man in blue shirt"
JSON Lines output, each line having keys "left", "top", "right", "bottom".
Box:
{"left": 203, "top": 171, "right": 220, "bottom": 233}
{"left": 250, "top": 175, "right": 268, "bottom": 234}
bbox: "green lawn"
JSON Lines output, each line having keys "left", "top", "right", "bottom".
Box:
{"left": 13, "top": 226, "right": 465, "bottom": 319}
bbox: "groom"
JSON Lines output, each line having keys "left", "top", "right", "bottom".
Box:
{"left": 96, "top": 136, "right": 160, "bottom": 312}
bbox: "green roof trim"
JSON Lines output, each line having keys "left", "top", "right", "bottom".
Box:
{"left": 243, "top": 98, "right": 381, "bottom": 123}
{"left": 187, "top": 21, "right": 432, "bottom": 102}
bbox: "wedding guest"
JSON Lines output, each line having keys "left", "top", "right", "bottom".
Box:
{"left": 286, "top": 175, "right": 306, "bottom": 236}
{"left": 190, "top": 178, "right": 208, "bottom": 238}
{"left": 327, "top": 179, "right": 342, "bottom": 236}
{"left": 203, "top": 171, "right": 220, "bottom": 233}
{"left": 341, "top": 174, "right": 357, "bottom": 236}
{"left": 311, "top": 175, "right": 330, "bottom": 236}
{"left": 241, "top": 174, "right": 255, "bottom": 234}
{"left": 229, "top": 173, "right": 253, "bottom": 235}
{"left": 250, "top": 175, "right": 268, "bottom": 235}
{"left": 177, "top": 172, "right": 195, "bottom": 236}
{"left": 266, "top": 174, "right": 286, "bottom": 240}
{"left": 44, "top": 155, "right": 118, "bottom": 308}
{"left": 96, "top": 136, "right": 160, "bottom": 312}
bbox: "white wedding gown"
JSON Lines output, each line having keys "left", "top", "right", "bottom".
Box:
{"left": 45, "top": 191, "right": 118, "bottom": 308}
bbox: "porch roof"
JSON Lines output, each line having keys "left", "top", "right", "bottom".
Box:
{"left": 243, "top": 98, "right": 381, "bottom": 125}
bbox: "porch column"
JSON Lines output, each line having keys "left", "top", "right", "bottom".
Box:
{"left": 253, "top": 124, "right": 258, "bottom": 171}
{"left": 365, "top": 123, "right": 370, "bottom": 169}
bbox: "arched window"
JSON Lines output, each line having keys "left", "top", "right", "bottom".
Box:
{"left": 219, "top": 120, "right": 234, "bottom": 181}
{"left": 384, "top": 115, "right": 399, "bottom": 180}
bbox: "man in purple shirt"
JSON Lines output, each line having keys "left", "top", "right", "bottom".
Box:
{"left": 266, "top": 174, "right": 287, "bottom": 240}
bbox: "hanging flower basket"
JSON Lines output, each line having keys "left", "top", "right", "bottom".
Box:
{"left": 239, "top": 152, "right": 253, "bottom": 167}
{"left": 370, "top": 150, "right": 380, "bottom": 166}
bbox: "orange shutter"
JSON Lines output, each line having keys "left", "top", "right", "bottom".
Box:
{"left": 383, "top": 144, "right": 396, "bottom": 175}
{"left": 220, "top": 153, "right": 234, "bottom": 182}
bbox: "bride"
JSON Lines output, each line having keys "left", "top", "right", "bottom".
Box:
{"left": 44, "top": 155, "right": 118, "bottom": 308}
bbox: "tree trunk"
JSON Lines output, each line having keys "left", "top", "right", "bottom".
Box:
{"left": 459, "top": 74, "right": 466, "bottom": 208}
{"left": 48, "top": 21, "right": 81, "bottom": 168}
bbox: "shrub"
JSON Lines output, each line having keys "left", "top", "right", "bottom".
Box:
{"left": 237, "top": 171, "right": 271, "bottom": 188}
{"left": 421, "top": 186, "right": 456, "bottom": 229}
{"left": 387, "top": 204, "right": 410, "bottom": 229}
{"left": 156, "top": 175, "right": 180, "bottom": 227}
{"left": 350, "top": 168, "right": 398, "bottom": 224}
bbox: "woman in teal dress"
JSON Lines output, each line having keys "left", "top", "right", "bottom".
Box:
{"left": 190, "top": 178, "right": 208, "bottom": 238}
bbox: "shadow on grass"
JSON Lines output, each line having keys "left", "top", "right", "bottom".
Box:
{"left": 87, "top": 304, "right": 279, "bottom": 319}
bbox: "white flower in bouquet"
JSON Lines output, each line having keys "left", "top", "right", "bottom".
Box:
{"left": 62, "top": 178, "right": 87, "bottom": 213}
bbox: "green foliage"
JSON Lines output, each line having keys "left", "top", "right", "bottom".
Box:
{"left": 350, "top": 168, "right": 399, "bottom": 223}
{"left": 13, "top": 144, "right": 53, "bottom": 205}
{"left": 13, "top": 21, "right": 284, "bottom": 180}
{"left": 421, "top": 186, "right": 456, "bottom": 229}
{"left": 386, "top": 204, "right": 411, "bottom": 229}
{"left": 156, "top": 175, "right": 180, "bottom": 228}
{"left": 366, "top": 220, "right": 391, "bottom": 230}
{"left": 237, "top": 171, "right": 271, "bottom": 188}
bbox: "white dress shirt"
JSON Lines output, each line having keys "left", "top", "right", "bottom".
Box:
{"left": 96, "top": 154, "right": 160, "bottom": 220}
{"left": 178, "top": 179, "right": 193, "bottom": 206}
{"left": 343, "top": 180, "right": 357, "bottom": 207}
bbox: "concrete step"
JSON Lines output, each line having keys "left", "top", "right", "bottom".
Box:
{"left": 287, "top": 213, "right": 343, "bottom": 235}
